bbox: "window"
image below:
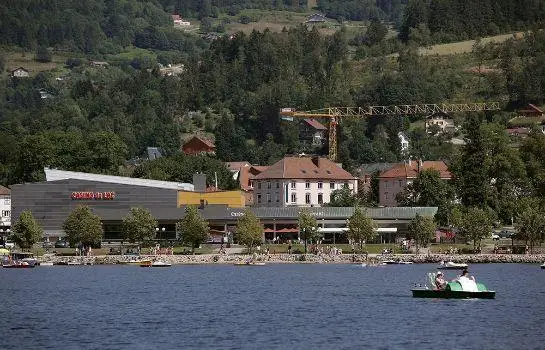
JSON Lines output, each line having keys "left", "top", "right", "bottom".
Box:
{"left": 4, "top": 198, "right": 9, "bottom": 205}
{"left": 249, "top": 181, "right": 254, "bottom": 188}
{"left": 257, "top": 194, "right": 262, "bottom": 203}
{"left": 266, "top": 193, "right": 271, "bottom": 203}
{"left": 291, "top": 193, "right": 296, "bottom": 203}
{"left": 318, "top": 193, "right": 323, "bottom": 204}
{"left": 257, "top": 182, "right": 261, "bottom": 189}
{"left": 305, "top": 182, "right": 310, "bottom": 189}
{"left": 305, "top": 193, "right": 311, "bottom": 204}
{"left": 318, "top": 182, "right": 323, "bottom": 189}
{"left": 291, "top": 182, "right": 296, "bottom": 189}
{"left": 385, "top": 181, "right": 390, "bottom": 188}
{"left": 398, "top": 179, "right": 403, "bottom": 187}
{"left": 275, "top": 192, "right": 279, "bottom": 202}
{"left": 2, "top": 210, "right": 10, "bottom": 217}
{"left": 276, "top": 182, "right": 279, "bottom": 188}
{"left": 267, "top": 182, "right": 271, "bottom": 189}
{"left": 344, "top": 181, "right": 349, "bottom": 188}
{"left": 330, "top": 182, "right": 335, "bottom": 189}
{"left": 385, "top": 192, "right": 389, "bottom": 200}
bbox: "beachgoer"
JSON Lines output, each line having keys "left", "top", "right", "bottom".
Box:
{"left": 435, "top": 271, "right": 447, "bottom": 290}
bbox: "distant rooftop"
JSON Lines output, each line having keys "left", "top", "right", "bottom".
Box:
{"left": 44, "top": 168, "right": 194, "bottom": 191}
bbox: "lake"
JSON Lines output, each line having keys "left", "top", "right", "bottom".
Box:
{"left": 1, "top": 263, "right": 544, "bottom": 349}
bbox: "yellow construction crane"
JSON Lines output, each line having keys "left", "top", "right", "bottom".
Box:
{"left": 279, "top": 102, "right": 501, "bottom": 162}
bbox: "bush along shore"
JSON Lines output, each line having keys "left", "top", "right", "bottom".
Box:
{"left": 36, "top": 253, "right": 545, "bottom": 265}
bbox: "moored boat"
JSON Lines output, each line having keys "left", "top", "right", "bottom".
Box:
{"left": 2, "top": 260, "right": 35, "bottom": 268}
{"left": 140, "top": 260, "right": 171, "bottom": 267}
{"left": 380, "top": 259, "right": 413, "bottom": 265}
{"left": 541, "top": 262, "right": 545, "bottom": 269}
{"left": 438, "top": 261, "right": 468, "bottom": 270}
{"left": 118, "top": 259, "right": 152, "bottom": 266}
{"left": 234, "top": 261, "right": 266, "bottom": 266}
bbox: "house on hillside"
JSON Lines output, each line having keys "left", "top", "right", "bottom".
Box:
{"left": 305, "top": 13, "right": 328, "bottom": 24}
{"left": 182, "top": 136, "right": 215, "bottom": 156}
{"left": 226, "top": 161, "right": 269, "bottom": 206}
{"left": 300, "top": 119, "right": 327, "bottom": 146}
{"left": 89, "top": 61, "right": 109, "bottom": 68}
{"left": 37, "top": 88, "right": 55, "bottom": 99}
{"left": 252, "top": 156, "right": 357, "bottom": 207}
{"left": 378, "top": 160, "right": 451, "bottom": 207}
{"left": 171, "top": 14, "right": 190, "bottom": 26}
{"left": 517, "top": 103, "right": 544, "bottom": 119}
{"left": 146, "top": 147, "right": 162, "bottom": 160}
{"left": 425, "top": 113, "right": 455, "bottom": 134}
{"left": 354, "top": 163, "right": 396, "bottom": 194}
{"left": 11, "top": 67, "right": 29, "bottom": 78}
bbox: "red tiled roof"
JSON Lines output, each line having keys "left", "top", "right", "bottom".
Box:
{"left": 379, "top": 161, "right": 451, "bottom": 179}
{"left": 226, "top": 161, "right": 251, "bottom": 169}
{"left": 254, "top": 157, "right": 355, "bottom": 180}
{"left": 303, "top": 118, "right": 327, "bottom": 130}
{"left": 507, "top": 127, "right": 531, "bottom": 135}
{"left": 0, "top": 185, "right": 10, "bottom": 195}
{"left": 183, "top": 135, "right": 215, "bottom": 148}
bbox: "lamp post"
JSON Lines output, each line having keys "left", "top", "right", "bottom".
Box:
{"left": 155, "top": 227, "right": 166, "bottom": 242}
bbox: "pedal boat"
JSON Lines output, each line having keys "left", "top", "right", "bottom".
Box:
{"left": 412, "top": 281, "right": 495, "bottom": 299}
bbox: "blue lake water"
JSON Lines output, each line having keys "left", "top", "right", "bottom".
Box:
{"left": 1, "top": 263, "right": 545, "bottom": 350}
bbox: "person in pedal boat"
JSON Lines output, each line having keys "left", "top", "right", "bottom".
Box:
{"left": 435, "top": 271, "right": 447, "bottom": 290}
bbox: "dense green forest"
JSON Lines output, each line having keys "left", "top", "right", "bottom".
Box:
{"left": 400, "top": 0, "right": 545, "bottom": 43}
{"left": 0, "top": 0, "right": 205, "bottom": 56}
{"left": 2, "top": 1, "right": 545, "bottom": 226}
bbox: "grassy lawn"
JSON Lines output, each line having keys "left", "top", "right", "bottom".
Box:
{"left": 3, "top": 48, "right": 70, "bottom": 77}
{"left": 419, "top": 32, "right": 524, "bottom": 56}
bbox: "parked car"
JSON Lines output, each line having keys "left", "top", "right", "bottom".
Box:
{"left": 491, "top": 233, "right": 500, "bottom": 240}
{"left": 42, "top": 241, "right": 54, "bottom": 248}
{"left": 54, "top": 240, "right": 70, "bottom": 248}
{"left": 498, "top": 230, "right": 515, "bottom": 239}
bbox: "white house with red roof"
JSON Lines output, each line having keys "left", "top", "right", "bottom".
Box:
{"left": 171, "top": 14, "right": 190, "bottom": 26}
{"left": 300, "top": 118, "right": 327, "bottom": 146}
{"left": 378, "top": 160, "right": 451, "bottom": 206}
{"left": 252, "top": 156, "right": 357, "bottom": 207}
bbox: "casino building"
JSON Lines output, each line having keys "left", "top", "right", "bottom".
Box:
{"left": 10, "top": 168, "right": 437, "bottom": 244}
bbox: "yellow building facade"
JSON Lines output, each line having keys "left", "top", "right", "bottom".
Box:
{"left": 177, "top": 190, "right": 246, "bottom": 208}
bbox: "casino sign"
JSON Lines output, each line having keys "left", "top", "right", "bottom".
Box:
{"left": 71, "top": 191, "right": 116, "bottom": 200}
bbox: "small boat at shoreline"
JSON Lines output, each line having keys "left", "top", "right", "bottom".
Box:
{"left": 140, "top": 261, "right": 171, "bottom": 267}
{"left": 118, "top": 259, "right": 152, "bottom": 266}
{"left": 540, "top": 262, "right": 545, "bottom": 269}
{"left": 381, "top": 259, "right": 413, "bottom": 265}
{"left": 438, "top": 261, "right": 468, "bottom": 270}
{"left": 234, "top": 261, "right": 266, "bottom": 266}
{"left": 2, "top": 260, "right": 35, "bottom": 268}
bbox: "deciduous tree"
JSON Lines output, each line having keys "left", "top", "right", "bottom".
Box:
{"left": 347, "top": 207, "right": 376, "bottom": 249}
{"left": 235, "top": 209, "right": 262, "bottom": 253}
{"left": 176, "top": 206, "right": 209, "bottom": 252}
{"left": 63, "top": 205, "right": 103, "bottom": 247}
{"left": 407, "top": 214, "right": 436, "bottom": 253}
{"left": 121, "top": 207, "right": 157, "bottom": 244}
{"left": 298, "top": 209, "right": 320, "bottom": 253}
{"left": 12, "top": 210, "right": 43, "bottom": 251}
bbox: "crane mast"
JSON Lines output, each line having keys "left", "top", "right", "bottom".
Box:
{"left": 280, "top": 102, "right": 500, "bottom": 162}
